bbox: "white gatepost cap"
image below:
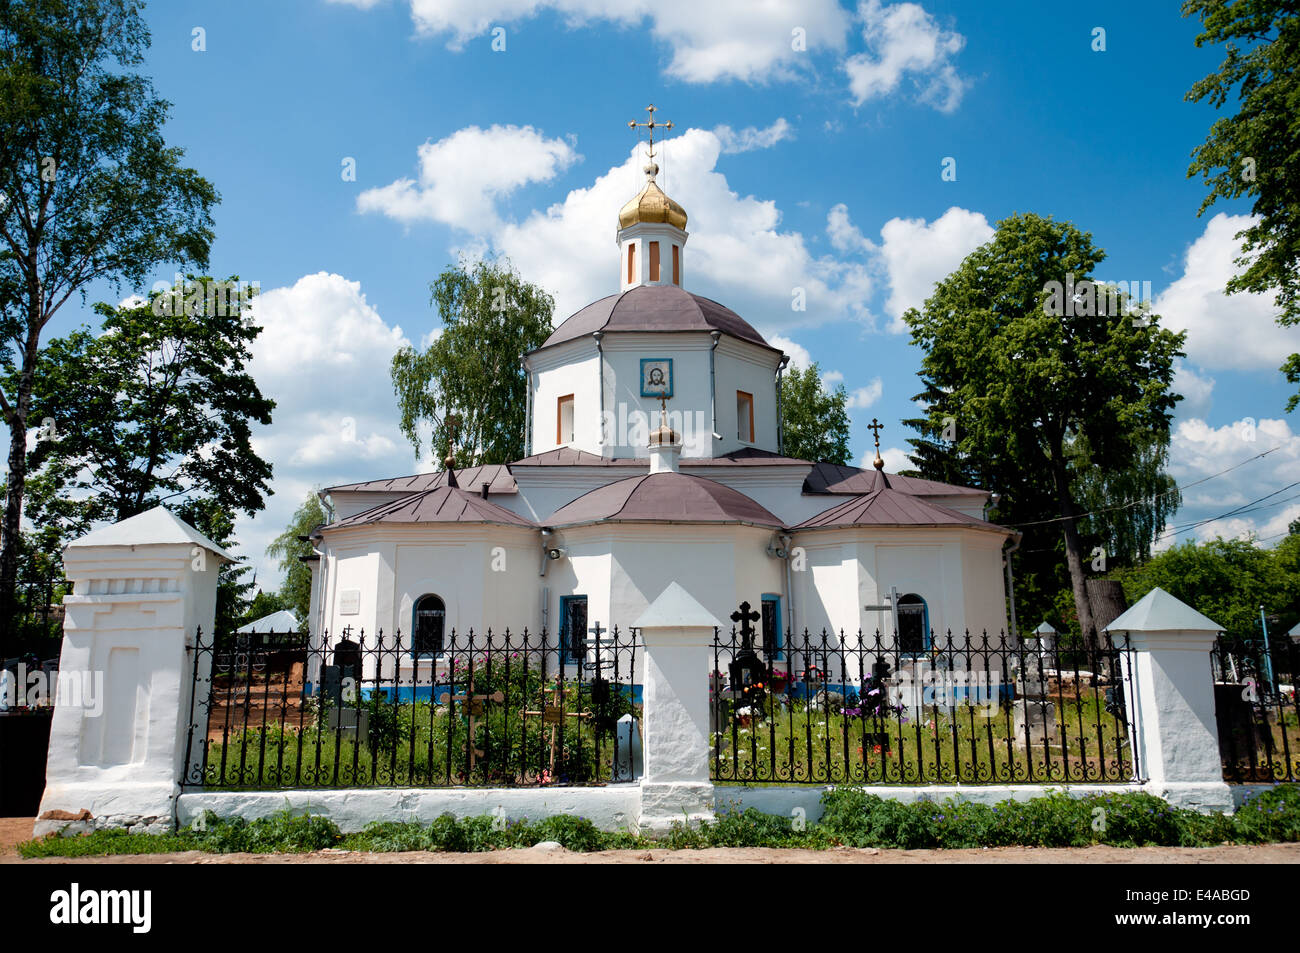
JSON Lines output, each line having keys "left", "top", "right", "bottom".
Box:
{"left": 634, "top": 581, "right": 723, "bottom": 630}
{"left": 1103, "top": 587, "right": 1223, "bottom": 634}
{"left": 65, "top": 504, "right": 236, "bottom": 562}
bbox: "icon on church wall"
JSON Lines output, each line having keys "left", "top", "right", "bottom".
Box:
{"left": 640, "top": 358, "right": 673, "bottom": 398}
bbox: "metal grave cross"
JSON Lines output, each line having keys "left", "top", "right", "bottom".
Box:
{"left": 438, "top": 673, "right": 505, "bottom": 767}
{"left": 864, "top": 585, "right": 901, "bottom": 637}
{"left": 583, "top": 620, "right": 612, "bottom": 675}
{"left": 731, "top": 601, "right": 761, "bottom": 652}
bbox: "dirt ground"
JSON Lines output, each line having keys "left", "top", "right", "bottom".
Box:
{"left": 4, "top": 816, "right": 1298, "bottom": 864}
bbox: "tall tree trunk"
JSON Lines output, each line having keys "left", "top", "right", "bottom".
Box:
{"left": 0, "top": 412, "right": 26, "bottom": 644}
{"left": 1085, "top": 579, "right": 1129, "bottom": 634}
{"left": 0, "top": 321, "right": 42, "bottom": 649}
{"left": 1051, "top": 456, "right": 1097, "bottom": 650}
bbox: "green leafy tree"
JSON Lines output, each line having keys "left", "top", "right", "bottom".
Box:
{"left": 20, "top": 278, "right": 274, "bottom": 551}
{"left": 779, "top": 362, "right": 851, "bottom": 464}
{"left": 903, "top": 213, "right": 1186, "bottom": 644}
{"left": 174, "top": 496, "right": 252, "bottom": 640}
{"left": 240, "top": 589, "right": 289, "bottom": 628}
{"left": 391, "top": 258, "right": 554, "bottom": 467}
{"left": 265, "top": 490, "right": 327, "bottom": 624}
{"left": 1112, "top": 536, "right": 1296, "bottom": 639}
{"left": 1184, "top": 0, "right": 1300, "bottom": 410}
{"left": 0, "top": 0, "right": 218, "bottom": 637}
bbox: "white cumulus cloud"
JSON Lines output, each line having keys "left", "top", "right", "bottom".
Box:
{"left": 437, "top": 126, "right": 878, "bottom": 334}
{"left": 769, "top": 335, "right": 812, "bottom": 370}
{"left": 1164, "top": 416, "right": 1300, "bottom": 547}
{"left": 1154, "top": 213, "right": 1295, "bottom": 373}
{"left": 827, "top": 202, "right": 877, "bottom": 254}
{"left": 877, "top": 206, "right": 993, "bottom": 331}
{"left": 713, "top": 118, "right": 794, "bottom": 154}
{"left": 238, "top": 272, "right": 421, "bottom": 585}
{"left": 400, "top": 0, "right": 850, "bottom": 83}
{"left": 1172, "top": 362, "right": 1215, "bottom": 417}
{"left": 843, "top": 0, "right": 969, "bottom": 112}
{"left": 357, "top": 124, "right": 578, "bottom": 230}
{"left": 846, "top": 377, "right": 883, "bottom": 409}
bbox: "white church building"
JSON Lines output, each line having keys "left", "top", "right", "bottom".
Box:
{"left": 306, "top": 147, "right": 1016, "bottom": 667}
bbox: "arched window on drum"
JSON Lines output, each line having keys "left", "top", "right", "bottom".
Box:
{"left": 413, "top": 594, "right": 445, "bottom": 657}
{"left": 896, "top": 593, "right": 930, "bottom": 656}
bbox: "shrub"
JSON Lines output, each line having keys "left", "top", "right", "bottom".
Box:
{"left": 19, "top": 829, "right": 197, "bottom": 859}
{"left": 1230, "top": 785, "right": 1300, "bottom": 843}
{"left": 194, "top": 809, "right": 342, "bottom": 853}
{"left": 1080, "top": 792, "right": 1183, "bottom": 847}
{"left": 525, "top": 815, "right": 608, "bottom": 852}
{"left": 346, "top": 820, "right": 432, "bottom": 852}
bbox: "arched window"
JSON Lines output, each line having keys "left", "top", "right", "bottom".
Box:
{"left": 413, "top": 594, "right": 445, "bottom": 657}
{"left": 896, "top": 593, "right": 929, "bottom": 656}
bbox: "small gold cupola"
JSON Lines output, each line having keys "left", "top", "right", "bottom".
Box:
{"left": 618, "top": 104, "right": 688, "bottom": 292}
{"left": 619, "top": 161, "right": 688, "bottom": 230}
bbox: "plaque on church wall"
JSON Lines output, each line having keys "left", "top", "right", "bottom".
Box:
{"left": 639, "top": 358, "right": 673, "bottom": 398}
{"left": 339, "top": 589, "right": 361, "bottom": 615}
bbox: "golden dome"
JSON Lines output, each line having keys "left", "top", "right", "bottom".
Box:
{"left": 618, "top": 162, "right": 687, "bottom": 231}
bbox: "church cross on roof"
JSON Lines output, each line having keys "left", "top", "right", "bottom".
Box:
{"left": 628, "top": 103, "right": 673, "bottom": 161}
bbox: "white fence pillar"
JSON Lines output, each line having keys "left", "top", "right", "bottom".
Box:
{"left": 34, "top": 507, "right": 230, "bottom": 836}
{"left": 1107, "top": 587, "right": 1233, "bottom": 813}
{"left": 634, "top": 582, "right": 720, "bottom": 832}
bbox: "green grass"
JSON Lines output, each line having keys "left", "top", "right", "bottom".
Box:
{"left": 18, "top": 785, "right": 1300, "bottom": 858}
{"left": 712, "top": 696, "right": 1137, "bottom": 785}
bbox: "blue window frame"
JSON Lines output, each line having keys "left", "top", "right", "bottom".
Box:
{"left": 761, "top": 594, "right": 783, "bottom": 660}
{"left": 559, "top": 595, "right": 588, "bottom": 666}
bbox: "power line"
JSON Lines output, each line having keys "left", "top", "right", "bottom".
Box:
{"left": 1156, "top": 483, "right": 1300, "bottom": 542}
{"left": 1004, "top": 445, "right": 1282, "bottom": 529}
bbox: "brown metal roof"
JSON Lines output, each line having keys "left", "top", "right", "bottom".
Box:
{"left": 544, "top": 472, "right": 783, "bottom": 528}
{"left": 327, "top": 485, "right": 535, "bottom": 530}
{"left": 536, "top": 285, "right": 774, "bottom": 352}
{"left": 326, "top": 464, "right": 517, "bottom": 495}
{"left": 793, "top": 488, "right": 1010, "bottom": 534}
{"left": 802, "top": 461, "right": 986, "bottom": 497}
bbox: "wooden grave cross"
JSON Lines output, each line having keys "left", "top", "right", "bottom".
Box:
{"left": 438, "top": 673, "right": 505, "bottom": 767}
{"left": 522, "top": 677, "right": 592, "bottom": 777}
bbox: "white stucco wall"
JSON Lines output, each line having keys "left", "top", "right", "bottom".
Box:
{"left": 532, "top": 339, "right": 602, "bottom": 456}
{"left": 788, "top": 527, "right": 1009, "bottom": 641}
{"left": 554, "top": 523, "right": 785, "bottom": 637}
{"left": 316, "top": 525, "right": 540, "bottom": 649}
{"left": 713, "top": 337, "right": 781, "bottom": 456}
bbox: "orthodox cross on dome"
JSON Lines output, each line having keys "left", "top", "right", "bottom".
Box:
{"left": 628, "top": 103, "right": 673, "bottom": 162}
{"left": 868, "top": 417, "right": 885, "bottom": 471}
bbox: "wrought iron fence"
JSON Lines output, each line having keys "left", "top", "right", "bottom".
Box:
{"left": 1213, "top": 634, "right": 1299, "bottom": 782}
{"left": 182, "top": 625, "right": 642, "bottom": 790}
{"left": 3, "top": 572, "right": 69, "bottom": 657}
{"left": 710, "top": 627, "right": 1140, "bottom": 785}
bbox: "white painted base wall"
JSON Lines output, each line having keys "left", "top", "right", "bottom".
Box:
{"left": 717, "top": 781, "right": 1236, "bottom": 823}
{"left": 161, "top": 777, "right": 1254, "bottom": 842}
{"left": 177, "top": 785, "right": 642, "bottom": 835}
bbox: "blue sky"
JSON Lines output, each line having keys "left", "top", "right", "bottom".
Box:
{"left": 22, "top": 0, "right": 1300, "bottom": 587}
